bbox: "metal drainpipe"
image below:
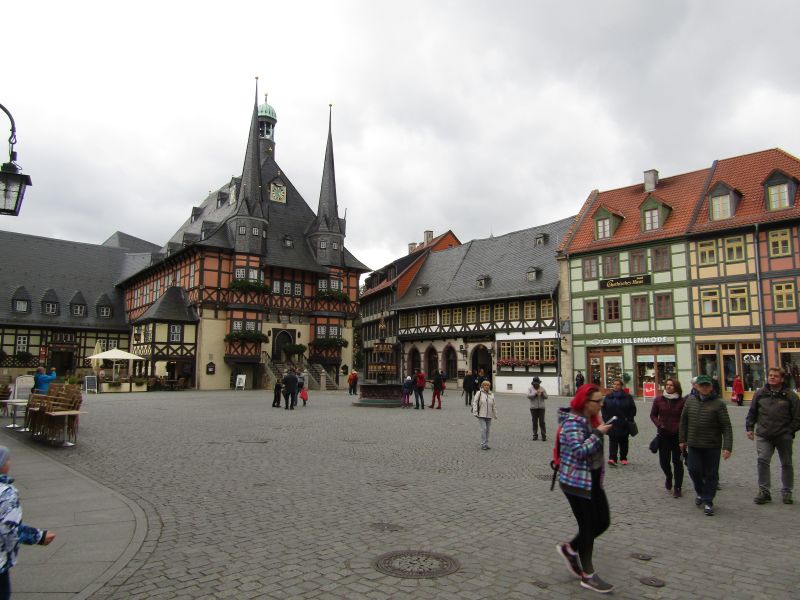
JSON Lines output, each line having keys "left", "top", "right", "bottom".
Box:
{"left": 551, "top": 287, "right": 561, "bottom": 395}
{"left": 753, "top": 223, "right": 768, "bottom": 368}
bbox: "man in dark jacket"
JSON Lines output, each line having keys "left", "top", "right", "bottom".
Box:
{"left": 462, "top": 370, "right": 474, "bottom": 406}
{"left": 601, "top": 379, "right": 636, "bottom": 465}
{"left": 746, "top": 367, "right": 800, "bottom": 505}
{"left": 282, "top": 369, "right": 298, "bottom": 410}
{"left": 679, "top": 375, "right": 733, "bottom": 516}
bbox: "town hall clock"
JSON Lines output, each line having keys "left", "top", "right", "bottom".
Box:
{"left": 270, "top": 182, "right": 287, "bottom": 203}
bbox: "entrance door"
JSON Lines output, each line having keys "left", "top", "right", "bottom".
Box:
{"left": 273, "top": 331, "right": 293, "bottom": 362}
{"left": 50, "top": 351, "right": 73, "bottom": 374}
{"left": 408, "top": 347, "right": 421, "bottom": 375}
{"left": 425, "top": 348, "right": 439, "bottom": 377}
{"left": 471, "top": 345, "right": 492, "bottom": 382}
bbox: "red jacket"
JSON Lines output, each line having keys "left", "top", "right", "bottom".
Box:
{"left": 415, "top": 372, "right": 426, "bottom": 389}
{"left": 732, "top": 377, "right": 744, "bottom": 396}
{"left": 650, "top": 394, "right": 686, "bottom": 436}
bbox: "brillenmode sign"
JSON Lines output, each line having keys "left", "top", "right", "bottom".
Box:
{"left": 599, "top": 275, "right": 652, "bottom": 289}
{"left": 589, "top": 336, "right": 673, "bottom": 345}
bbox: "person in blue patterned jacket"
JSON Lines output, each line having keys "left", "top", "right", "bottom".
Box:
{"left": 0, "top": 447, "right": 55, "bottom": 599}
{"left": 555, "top": 384, "right": 614, "bottom": 594}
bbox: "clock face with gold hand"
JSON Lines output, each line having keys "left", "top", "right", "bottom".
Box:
{"left": 270, "top": 182, "right": 286, "bottom": 203}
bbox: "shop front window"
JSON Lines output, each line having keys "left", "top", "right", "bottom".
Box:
{"left": 780, "top": 342, "right": 800, "bottom": 390}
{"left": 741, "top": 347, "right": 764, "bottom": 392}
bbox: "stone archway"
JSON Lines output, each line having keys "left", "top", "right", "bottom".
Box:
{"left": 471, "top": 345, "right": 492, "bottom": 383}
{"left": 425, "top": 347, "right": 439, "bottom": 377}
{"left": 273, "top": 330, "right": 293, "bottom": 362}
{"left": 443, "top": 346, "right": 458, "bottom": 379}
{"left": 408, "top": 347, "right": 421, "bottom": 375}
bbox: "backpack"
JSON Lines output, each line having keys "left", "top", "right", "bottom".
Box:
{"left": 549, "top": 425, "right": 563, "bottom": 491}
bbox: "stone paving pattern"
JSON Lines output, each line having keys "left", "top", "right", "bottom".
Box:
{"left": 44, "top": 390, "right": 800, "bottom": 599}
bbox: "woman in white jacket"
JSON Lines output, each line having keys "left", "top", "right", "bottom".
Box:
{"left": 472, "top": 380, "right": 497, "bottom": 450}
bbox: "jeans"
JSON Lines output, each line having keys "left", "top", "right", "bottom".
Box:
{"left": 478, "top": 417, "right": 492, "bottom": 448}
{"left": 530, "top": 408, "right": 546, "bottom": 438}
{"left": 658, "top": 433, "right": 684, "bottom": 489}
{"left": 563, "top": 469, "right": 609, "bottom": 574}
{"left": 687, "top": 447, "right": 721, "bottom": 504}
{"left": 608, "top": 435, "right": 629, "bottom": 461}
{"left": 414, "top": 388, "right": 425, "bottom": 408}
{"left": 756, "top": 435, "right": 794, "bottom": 494}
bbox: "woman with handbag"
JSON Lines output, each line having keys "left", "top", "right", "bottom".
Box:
{"left": 649, "top": 378, "right": 686, "bottom": 497}
{"left": 471, "top": 380, "right": 497, "bottom": 450}
{"left": 601, "top": 378, "right": 636, "bottom": 465}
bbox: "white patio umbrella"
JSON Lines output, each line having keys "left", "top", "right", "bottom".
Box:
{"left": 86, "top": 349, "right": 145, "bottom": 390}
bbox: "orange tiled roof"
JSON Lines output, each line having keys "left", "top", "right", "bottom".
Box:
{"left": 689, "top": 148, "right": 800, "bottom": 234}
{"left": 562, "top": 148, "right": 800, "bottom": 255}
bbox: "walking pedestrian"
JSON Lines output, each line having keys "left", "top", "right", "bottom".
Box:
{"left": 462, "top": 370, "right": 474, "bottom": 406}
{"left": 282, "top": 369, "right": 298, "bottom": 410}
{"left": 347, "top": 370, "right": 359, "bottom": 396}
{"left": 650, "top": 378, "right": 686, "bottom": 497}
{"left": 679, "top": 374, "right": 733, "bottom": 516}
{"left": 527, "top": 376, "right": 548, "bottom": 441}
{"left": 430, "top": 370, "right": 444, "bottom": 409}
{"left": 601, "top": 378, "right": 636, "bottom": 465}
{"left": 0, "top": 447, "right": 56, "bottom": 599}
{"left": 746, "top": 367, "right": 800, "bottom": 505}
{"left": 575, "top": 370, "right": 585, "bottom": 391}
{"left": 555, "top": 384, "right": 614, "bottom": 593}
{"left": 471, "top": 380, "right": 497, "bottom": 450}
{"left": 272, "top": 378, "right": 282, "bottom": 407}
{"left": 732, "top": 375, "right": 744, "bottom": 407}
{"left": 413, "top": 370, "right": 426, "bottom": 409}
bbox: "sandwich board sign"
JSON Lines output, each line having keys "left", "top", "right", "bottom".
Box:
{"left": 85, "top": 376, "right": 98, "bottom": 394}
{"left": 235, "top": 374, "right": 246, "bottom": 390}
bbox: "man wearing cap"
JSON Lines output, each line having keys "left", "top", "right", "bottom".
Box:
{"left": 527, "top": 377, "right": 548, "bottom": 441}
{"left": 679, "top": 374, "right": 733, "bottom": 516}
{"left": 746, "top": 367, "right": 800, "bottom": 505}
{"left": 0, "top": 446, "right": 56, "bottom": 596}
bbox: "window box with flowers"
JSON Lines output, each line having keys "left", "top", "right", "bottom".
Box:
{"left": 229, "top": 279, "right": 271, "bottom": 293}
{"left": 224, "top": 331, "right": 269, "bottom": 344}
{"left": 310, "top": 338, "right": 349, "bottom": 349}
{"left": 497, "top": 358, "right": 523, "bottom": 370}
{"left": 315, "top": 290, "right": 350, "bottom": 303}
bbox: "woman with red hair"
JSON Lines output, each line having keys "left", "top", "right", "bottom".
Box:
{"left": 555, "top": 384, "right": 614, "bottom": 594}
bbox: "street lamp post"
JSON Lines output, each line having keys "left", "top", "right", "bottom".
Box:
{"left": 0, "top": 103, "right": 32, "bottom": 216}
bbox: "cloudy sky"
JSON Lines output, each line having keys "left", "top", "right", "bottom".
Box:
{"left": 4, "top": 1, "right": 800, "bottom": 272}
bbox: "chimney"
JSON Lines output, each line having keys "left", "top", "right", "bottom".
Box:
{"left": 644, "top": 169, "right": 659, "bottom": 192}
{"left": 424, "top": 230, "right": 433, "bottom": 245}
{"left": 408, "top": 243, "right": 417, "bottom": 254}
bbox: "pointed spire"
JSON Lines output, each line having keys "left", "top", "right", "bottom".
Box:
{"left": 239, "top": 77, "right": 265, "bottom": 219}
{"left": 314, "top": 104, "right": 341, "bottom": 233}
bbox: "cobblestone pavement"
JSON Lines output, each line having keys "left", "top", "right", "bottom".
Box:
{"left": 45, "top": 390, "right": 799, "bottom": 599}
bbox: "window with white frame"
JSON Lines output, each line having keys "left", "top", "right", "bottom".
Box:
{"left": 238, "top": 226, "right": 247, "bottom": 235}
{"left": 711, "top": 194, "right": 732, "bottom": 220}
{"left": 97, "top": 339, "right": 107, "bottom": 351}
{"left": 235, "top": 267, "right": 246, "bottom": 279}
{"left": 99, "top": 306, "right": 112, "bottom": 318}
{"left": 169, "top": 324, "right": 182, "bottom": 342}
{"left": 248, "top": 268, "right": 260, "bottom": 282}
{"left": 245, "top": 321, "right": 256, "bottom": 331}
{"left": 232, "top": 320, "right": 243, "bottom": 331}
{"left": 72, "top": 304, "right": 86, "bottom": 317}
{"left": 294, "top": 283, "right": 302, "bottom": 296}
{"left": 14, "top": 300, "right": 29, "bottom": 313}
{"left": 272, "top": 280, "right": 281, "bottom": 294}
{"left": 283, "top": 282, "right": 292, "bottom": 295}
{"left": 316, "top": 325, "right": 327, "bottom": 337}
{"left": 252, "top": 227, "right": 259, "bottom": 236}
{"left": 43, "top": 302, "right": 58, "bottom": 315}
{"left": 768, "top": 183, "right": 789, "bottom": 210}
{"left": 332, "top": 242, "right": 339, "bottom": 250}
{"left": 329, "top": 325, "right": 339, "bottom": 337}
{"left": 15, "top": 336, "right": 28, "bottom": 353}
{"left": 108, "top": 339, "right": 118, "bottom": 349}
{"left": 189, "top": 264, "right": 196, "bottom": 287}
{"left": 318, "top": 279, "right": 328, "bottom": 290}
{"left": 319, "top": 240, "right": 327, "bottom": 249}
{"left": 330, "top": 279, "right": 341, "bottom": 290}
{"left": 644, "top": 208, "right": 660, "bottom": 230}
{"left": 596, "top": 218, "right": 611, "bottom": 239}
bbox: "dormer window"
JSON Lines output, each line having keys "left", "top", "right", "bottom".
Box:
{"left": 763, "top": 171, "right": 797, "bottom": 212}
{"left": 711, "top": 194, "right": 731, "bottom": 220}
{"left": 768, "top": 183, "right": 789, "bottom": 210}
{"left": 476, "top": 276, "right": 490, "bottom": 289}
{"left": 252, "top": 227, "right": 259, "bottom": 236}
{"left": 643, "top": 208, "right": 659, "bottom": 230}
{"left": 332, "top": 241, "right": 339, "bottom": 250}
{"left": 416, "top": 285, "right": 428, "bottom": 296}
{"left": 13, "top": 300, "right": 29, "bottom": 313}
{"left": 319, "top": 240, "right": 328, "bottom": 249}
{"left": 527, "top": 268, "right": 540, "bottom": 281}
{"left": 535, "top": 234, "right": 548, "bottom": 246}
{"left": 597, "top": 218, "right": 611, "bottom": 239}
{"left": 238, "top": 226, "right": 246, "bottom": 235}
{"left": 43, "top": 302, "right": 58, "bottom": 315}
{"left": 283, "top": 236, "right": 294, "bottom": 248}
{"left": 71, "top": 304, "right": 86, "bottom": 317}
{"left": 99, "top": 306, "right": 112, "bottom": 318}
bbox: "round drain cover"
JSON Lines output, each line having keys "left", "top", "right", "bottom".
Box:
{"left": 631, "top": 552, "right": 653, "bottom": 561}
{"left": 640, "top": 576, "right": 665, "bottom": 587}
{"left": 373, "top": 550, "right": 460, "bottom": 579}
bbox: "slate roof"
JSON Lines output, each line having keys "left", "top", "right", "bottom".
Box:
{"left": 102, "top": 231, "right": 162, "bottom": 253}
{"left": 392, "top": 217, "right": 573, "bottom": 310}
{"left": 0, "top": 231, "right": 134, "bottom": 330}
{"left": 132, "top": 287, "right": 199, "bottom": 324}
{"left": 560, "top": 148, "right": 800, "bottom": 255}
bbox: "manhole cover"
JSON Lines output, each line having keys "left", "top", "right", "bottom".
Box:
{"left": 370, "top": 522, "right": 405, "bottom": 532}
{"left": 631, "top": 552, "right": 653, "bottom": 561}
{"left": 640, "top": 576, "right": 665, "bottom": 588}
{"left": 373, "top": 550, "right": 460, "bottom": 579}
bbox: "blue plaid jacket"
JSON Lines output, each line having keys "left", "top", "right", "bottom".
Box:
{"left": 0, "top": 475, "right": 44, "bottom": 573}
{"left": 557, "top": 408, "right": 604, "bottom": 494}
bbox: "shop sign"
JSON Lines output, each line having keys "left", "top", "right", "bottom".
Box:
{"left": 588, "top": 336, "right": 673, "bottom": 346}
{"left": 599, "top": 274, "right": 652, "bottom": 289}
{"left": 742, "top": 354, "right": 761, "bottom": 363}
{"left": 643, "top": 382, "right": 657, "bottom": 399}
{"left": 373, "top": 343, "right": 394, "bottom": 353}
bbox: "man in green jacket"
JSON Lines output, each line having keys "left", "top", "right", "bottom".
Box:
{"left": 679, "top": 375, "right": 733, "bottom": 516}
{"left": 746, "top": 367, "right": 800, "bottom": 505}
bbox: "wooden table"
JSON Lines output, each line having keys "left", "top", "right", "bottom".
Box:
{"left": 44, "top": 410, "right": 84, "bottom": 447}
{"left": 1, "top": 400, "right": 28, "bottom": 429}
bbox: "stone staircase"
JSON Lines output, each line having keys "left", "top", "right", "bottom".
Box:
{"left": 267, "top": 361, "right": 322, "bottom": 391}
{"left": 308, "top": 364, "right": 340, "bottom": 391}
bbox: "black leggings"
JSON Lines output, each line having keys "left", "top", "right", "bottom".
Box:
{"left": 0, "top": 570, "right": 9, "bottom": 600}
{"left": 608, "top": 435, "right": 629, "bottom": 461}
{"left": 564, "top": 470, "right": 610, "bottom": 574}
{"left": 657, "top": 433, "right": 684, "bottom": 488}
